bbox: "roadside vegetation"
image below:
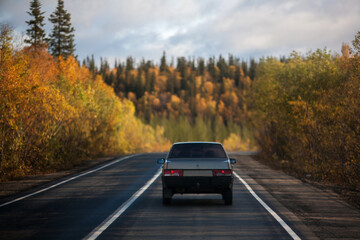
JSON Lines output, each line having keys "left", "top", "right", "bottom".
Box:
{"left": 250, "top": 32, "right": 360, "bottom": 191}
{"left": 0, "top": 24, "right": 170, "bottom": 180}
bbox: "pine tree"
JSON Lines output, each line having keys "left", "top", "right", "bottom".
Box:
{"left": 126, "top": 56, "right": 134, "bottom": 71}
{"left": 25, "top": 0, "right": 47, "bottom": 49}
{"left": 160, "top": 51, "right": 168, "bottom": 72}
{"left": 48, "top": 0, "right": 75, "bottom": 59}
{"left": 197, "top": 57, "right": 205, "bottom": 75}
{"left": 249, "top": 58, "right": 257, "bottom": 80}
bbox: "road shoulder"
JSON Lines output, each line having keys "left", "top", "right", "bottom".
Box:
{"left": 231, "top": 154, "right": 360, "bottom": 240}
{"left": 0, "top": 156, "right": 120, "bottom": 199}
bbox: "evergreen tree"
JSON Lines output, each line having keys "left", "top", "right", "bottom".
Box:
{"left": 217, "top": 54, "right": 229, "bottom": 81}
{"left": 197, "top": 57, "right": 205, "bottom": 75}
{"left": 25, "top": 0, "right": 47, "bottom": 49}
{"left": 83, "top": 55, "right": 97, "bottom": 75}
{"left": 48, "top": 0, "right": 75, "bottom": 59}
{"left": 234, "top": 66, "right": 241, "bottom": 88}
{"left": 160, "top": 51, "right": 168, "bottom": 72}
{"left": 135, "top": 71, "right": 145, "bottom": 98}
{"left": 188, "top": 57, "right": 196, "bottom": 71}
{"left": 207, "top": 57, "right": 216, "bottom": 80}
{"left": 228, "top": 54, "right": 235, "bottom": 66}
{"left": 249, "top": 58, "right": 257, "bottom": 80}
{"left": 126, "top": 56, "right": 134, "bottom": 71}
{"left": 149, "top": 72, "right": 156, "bottom": 92}
{"left": 166, "top": 71, "right": 176, "bottom": 94}
{"left": 241, "top": 60, "right": 248, "bottom": 77}
{"left": 99, "top": 57, "right": 110, "bottom": 78}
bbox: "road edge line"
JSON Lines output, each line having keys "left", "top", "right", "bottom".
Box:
{"left": 83, "top": 168, "right": 162, "bottom": 240}
{"left": 0, "top": 154, "right": 140, "bottom": 208}
{"left": 234, "top": 171, "right": 301, "bottom": 240}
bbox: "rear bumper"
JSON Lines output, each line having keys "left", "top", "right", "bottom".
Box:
{"left": 162, "top": 176, "right": 233, "bottom": 194}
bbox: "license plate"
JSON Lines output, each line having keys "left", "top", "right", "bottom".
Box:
{"left": 183, "top": 170, "right": 212, "bottom": 177}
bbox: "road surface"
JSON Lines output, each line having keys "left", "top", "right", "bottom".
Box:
{"left": 0, "top": 153, "right": 314, "bottom": 239}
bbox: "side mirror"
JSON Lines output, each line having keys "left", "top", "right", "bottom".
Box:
{"left": 157, "top": 158, "right": 165, "bottom": 164}
{"left": 230, "top": 158, "right": 236, "bottom": 164}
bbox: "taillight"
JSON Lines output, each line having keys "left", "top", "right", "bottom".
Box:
{"left": 213, "top": 169, "right": 232, "bottom": 176}
{"left": 164, "top": 169, "right": 183, "bottom": 176}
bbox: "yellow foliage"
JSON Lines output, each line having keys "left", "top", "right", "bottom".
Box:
{"left": 153, "top": 98, "right": 161, "bottom": 109}
{"left": 0, "top": 32, "right": 170, "bottom": 180}
{"left": 156, "top": 75, "right": 167, "bottom": 92}
{"left": 222, "top": 78, "right": 234, "bottom": 92}
{"left": 251, "top": 47, "right": 360, "bottom": 190}
{"left": 229, "top": 65, "right": 236, "bottom": 76}
{"left": 195, "top": 95, "right": 207, "bottom": 114}
{"left": 223, "top": 133, "right": 255, "bottom": 152}
{"left": 217, "top": 100, "right": 225, "bottom": 115}
{"left": 203, "top": 81, "right": 214, "bottom": 95}
{"left": 195, "top": 76, "right": 202, "bottom": 90}
{"left": 129, "top": 69, "right": 138, "bottom": 78}
{"left": 170, "top": 94, "right": 181, "bottom": 104}
{"left": 206, "top": 100, "right": 217, "bottom": 116}
{"left": 127, "top": 91, "right": 137, "bottom": 103}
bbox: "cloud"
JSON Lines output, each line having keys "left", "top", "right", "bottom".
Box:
{"left": 0, "top": 0, "right": 359, "bottom": 63}
{"left": 201, "top": 0, "right": 360, "bottom": 57}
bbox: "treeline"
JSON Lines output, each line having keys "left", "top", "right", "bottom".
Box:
{"left": 83, "top": 53, "right": 258, "bottom": 150}
{"left": 0, "top": 26, "right": 170, "bottom": 180}
{"left": 26, "top": 0, "right": 75, "bottom": 59}
{"left": 251, "top": 32, "right": 360, "bottom": 190}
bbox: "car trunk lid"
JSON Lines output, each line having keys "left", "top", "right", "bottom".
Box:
{"left": 166, "top": 158, "right": 230, "bottom": 170}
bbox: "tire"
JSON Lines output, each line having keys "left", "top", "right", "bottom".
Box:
{"left": 162, "top": 187, "right": 172, "bottom": 205}
{"left": 223, "top": 189, "right": 233, "bottom": 205}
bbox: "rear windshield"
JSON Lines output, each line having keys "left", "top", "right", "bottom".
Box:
{"left": 168, "top": 143, "right": 227, "bottom": 158}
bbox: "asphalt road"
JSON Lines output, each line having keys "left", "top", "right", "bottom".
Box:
{"left": 0, "top": 153, "right": 311, "bottom": 240}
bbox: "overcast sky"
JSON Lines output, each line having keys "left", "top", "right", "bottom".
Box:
{"left": 1, "top": 0, "right": 359, "bottom": 65}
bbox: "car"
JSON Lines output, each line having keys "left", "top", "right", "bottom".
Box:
{"left": 157, "top": 142, "right": 236, "bottom": 205}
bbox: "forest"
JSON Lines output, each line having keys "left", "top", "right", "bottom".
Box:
{"left": 83, "top": 53, "right": 257, "bottom": 150}
{"left": 0, "top": 0, "right": 359, "bottom": 193}
{"left": 86, "top": 36, "right": 360, "bottom": 191}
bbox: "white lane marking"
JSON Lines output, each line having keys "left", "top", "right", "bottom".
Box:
{"left": 0, "top": 155, "right": 140, "bottom": 208}
{"left": 234, "top": 172, "right": 301, "bottom": 240}
{"left": 83, "top": 168, "right": 162, "bottom": 240}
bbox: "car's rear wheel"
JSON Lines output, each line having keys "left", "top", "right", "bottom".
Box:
{"left": 162, "top": 187, "right": 172, "bottom": 205}
{"left": 223, "top": 189, "right": 233, "bottom": 205}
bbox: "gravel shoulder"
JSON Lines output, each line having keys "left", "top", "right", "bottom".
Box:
{"left": 231, "top": 153, "right": 360, "bottom": 240}
{"left": 0, "top": 155, "right": 120, "bottom": 198}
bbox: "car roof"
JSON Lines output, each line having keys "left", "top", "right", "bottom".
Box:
{"left": 172, "top": 141, "right": 222, "bottom": 145}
